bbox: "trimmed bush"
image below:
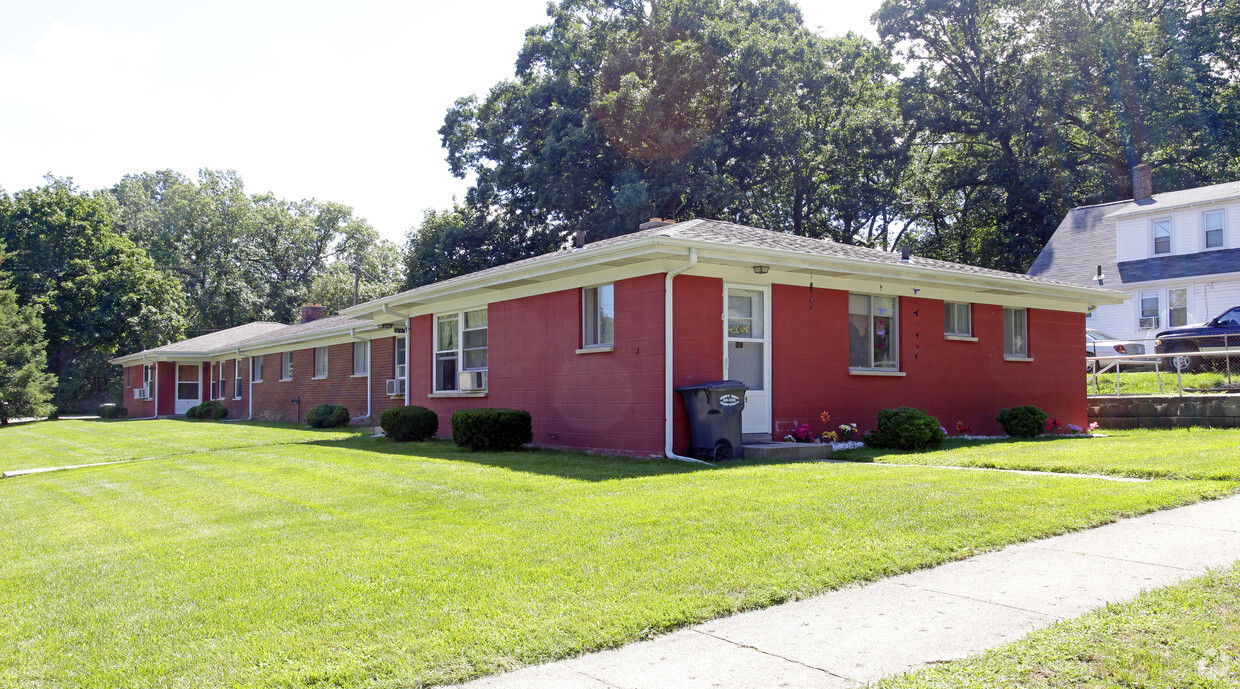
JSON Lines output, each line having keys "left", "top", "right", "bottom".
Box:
{"left": 97, "top": 404, "right": 128, "bottom": 419}
{"left": 380, "top": 405, "right": 438, "bottom": 442}
{"left": 997, "top": 405, "right": 1048, "bottom": 438}
{"left": 199, "top": 401, "right": 228, "bottom": 420}
{"left": 862, "top": 407, "right": 946, "bottom": 451}
{"left": 185, "top": 404, "right": 201, "bottom": 419}
{"left": 307, "top": 404, "right": 350, "bottom": 429}
{"left": 451, "top": 408, "right": 533, "bottom": 452}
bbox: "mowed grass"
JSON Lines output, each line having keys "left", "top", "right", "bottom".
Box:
{"left": 878, "top": 563, "right": 1240, "bottom": 688}
{"left": 837, "top": 428, "right": 1240, "bottom": 480}
{"left": 0, "top": 419, "right": 362, "bottom": 472}
{"left": 0, "top": 423, "right": 1236, "bottom": 687}
{"left": 1088, "top": 369, "right": 1237, "bottom": 395}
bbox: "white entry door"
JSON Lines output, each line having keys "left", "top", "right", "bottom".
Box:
{"left": 175, "top": 364, "right": 201, "bottom": 415}
{"left": 724, "top": 284, "right": 771, "bottom": 434}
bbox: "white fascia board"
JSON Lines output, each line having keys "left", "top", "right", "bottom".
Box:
{"left": 1107, "top": 194, "right": 1240, "bottom": 219}
{"left": 657, "top": 237, "right": 1128, "bottom": 307}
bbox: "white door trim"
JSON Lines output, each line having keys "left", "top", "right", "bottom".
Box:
{"left": 175, "top": 363, "right": 201, "bottom": 415}
{"left": 723, "top": 283, "right": 772, "bottom": 435}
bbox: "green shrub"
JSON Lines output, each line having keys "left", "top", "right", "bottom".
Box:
{"left": 451, "top": 408, "right": 533, "bottom": 452}
{"left": 862, "top": 407, "right": 946, "bottom": 451}
{"left": 185, "top": 404, "right": 201, "bottom": 419}
{"left": 997, "top": 405, "right": 1048, "bottom": 438}
{"left": 199, "top": 400, "right": 228, "bottom": 420}
{"left": 380, "top": 405, "right": 438, "bottom": 442}
{"left": 307, "top": 404, "right": 350, "bottom": 428}
{"left": 97, "top": 404, "right": 128, "bottom": 419}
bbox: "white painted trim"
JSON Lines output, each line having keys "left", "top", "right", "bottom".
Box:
{"left": 1003, "top": 356, "right": 1036, "bottom": 363}
{"left": 944, "top": 335, "right": 979, "bottom": 342}
{"left": 849, "top": 370, "right": 907, "bottom": 377}
{"left": 427, "top": 391, "right": 487, "bottom": 399}
{"left": 663, "top": 250, "right": 711, "bottom": 465}
{"left": 576, "top": 346, "right": 614, "bottom": 354}
{"left": 723, "top": 282, "right": 772, "bottom": 436}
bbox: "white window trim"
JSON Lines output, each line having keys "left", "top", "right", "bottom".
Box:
{"left": 1202, "top": 209, "right": 1226, "bottom": 251}
{"left": 582, "top": 283, "right": 615, "bottom": 349}
{"left": 943, "top": 301, "right": 972, "bottom": 338}
{"left": 1138, "top": 290, "right": 1161, "bottom": 330}
{"left": 218, "top": 363, "right": 227, "bottom": 401}
{"left": 1003, "top": 307, "right": 1029, "bottom": 359}
{"left": 434, "top": 308, "right": 488, "bottom": 393}
{"left": 313, "top": 347, "right": 329, "bottom": 379}
{"left": 352, "top": 340, "right": 369, "bottom": 377}
{"left": 233, "top": 359, "right": 242, "bottom": 400}
{"left": 848, "top": 293, "right": 900, "bottom": 372}
{"left": 394, "top": 337, "right": 407, "bottom": 381}
{"left": 280, "top": 352, "right": 293, "bottom": 381}
{"left": 1151, "top": 217, "right": 1173, "bottom": 256}
{"left": 252, "top": 355, "right": 264, "bottom": 384}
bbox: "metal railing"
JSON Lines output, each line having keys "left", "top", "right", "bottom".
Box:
{"left": 1087, "top": 339, "right": 1237, "bottom": 397}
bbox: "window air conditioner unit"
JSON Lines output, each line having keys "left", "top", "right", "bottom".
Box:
{"left": 385, "top": 378, "right": 406, "bottom": 396}
{"left": 458, "top": 370, "right": 487, "bottom": 392}
{"left": 1139, "top": 316, "right": 1159, "bottom": 330}
{"left": 134, "top": 387, "right": 151, "bottom": 400}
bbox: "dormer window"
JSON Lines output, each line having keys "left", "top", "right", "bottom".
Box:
{"left": 1153, "top": 218, "right": 1171, "bottom": 255}
{"left": 1204, "top": 210, "right": 1224, "bottom": 249}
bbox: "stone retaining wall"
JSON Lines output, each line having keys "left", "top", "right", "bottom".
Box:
{"left": 1088, "top": 395, "right": 1240, "bottom": 429}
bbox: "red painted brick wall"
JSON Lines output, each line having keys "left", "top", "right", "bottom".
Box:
{"left": 369, "top": 336, "right": 406, "bottom": 422}
{"left": 769, "top": 285, "right": 1087, "bottom": 438}
{"left": 406, "top": 274, "right": 668, "bottom": 454}
{"left": 250, "top": 343, "right": 369, "bottom": 424}
{"left": 122, "top": 364, "right": 156, "bottom": 418}
{"left": 670, "top": 275, "right": 725, "bottom": 453}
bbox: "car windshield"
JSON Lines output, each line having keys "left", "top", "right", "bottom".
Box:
{"left": 1086, "top": 330, "right": 1121, "bottom": 341}
{"left": 1216, "top": 308, "right": 1240, "bottom": 327}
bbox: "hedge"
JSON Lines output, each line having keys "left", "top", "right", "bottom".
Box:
{"left": 451, "top": 408, "right": 533, "bottom": 452}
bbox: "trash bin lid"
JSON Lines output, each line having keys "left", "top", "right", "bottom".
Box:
{"left": 675, "top": 379, "right": 748, "bottom": 392}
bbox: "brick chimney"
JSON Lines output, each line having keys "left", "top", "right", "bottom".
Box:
{"left": 300, "top": 304, "right": 328, "bottom": 323}
{"left": 1132, "top": 163, "right": 1153, "bottom": 201}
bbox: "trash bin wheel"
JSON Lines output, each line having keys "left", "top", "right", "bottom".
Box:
{"left": 711, "top": 439, "right": 734, "bottom": 462}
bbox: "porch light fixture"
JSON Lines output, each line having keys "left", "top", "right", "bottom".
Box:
{"left": 752, "top": 265, "right": 770, "bottom": 275}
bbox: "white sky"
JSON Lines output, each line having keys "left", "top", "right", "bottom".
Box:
{"left": 0, "top": 0, "right": 883, "bottom": 245}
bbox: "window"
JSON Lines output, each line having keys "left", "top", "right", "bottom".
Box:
{"left": 1003, "top": 308, "right": 1028, "bottom": 358}
{"left": 234, "top": 359, "right": 242, "bottom": 399}
{"left": 1204, "top": 210, "right": 1225, "bottom": 249}
{"left": 944, "top": 302, "right": 972, "bottom": 337}
{"left": 143, "top": 365, "right": 152, "bottom": 393}
{"left": 252, "top": 355, "right": 264, "bottom": 383}
{"left": 1153, "top": 218, "right": 1172, "bottom": 255}
{"left": 281, "top": 352, "right": 293, "bottom": 380}
{"left": 210, "top": 364, "right": 218, "bottom": 400}
{"left": 313, "top": 347, "right": 328, "bottom": 379}
{"left": 394, "top": 336, "right": 407, "bottom": 380}
{"left": 582, "top": 284, "right": 615, "bottom": 348}
{"left": 1139, "top": 291, "right": 1160, "bottom": 329}
{"left": 435, "top": 308, "right": 488, "bottom": 391}
{"left": 1168, "top": 288, "right": 1189, "bottom": 328}
{"left": 848, "top": 294, "right": 898, "bottom": 370}
{"left": 218, "top": 364, "right": 226, "bottom": 400}
{"left": 353, "top": 341, "right": 369, "bottom": 376}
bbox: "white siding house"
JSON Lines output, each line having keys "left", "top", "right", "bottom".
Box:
{"left": 1029, "top": 170, "right": 1240, "bottom": 342}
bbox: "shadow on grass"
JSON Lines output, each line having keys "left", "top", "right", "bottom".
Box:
{"left": 830, "top": 437, "right": 1052, "bottom": 464}
{"left": 303, "top": 434, "right": 712, "bottom": 482}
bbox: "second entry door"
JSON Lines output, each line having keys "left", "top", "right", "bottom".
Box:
{"left": 724, "top": 284, "right": 771, "bottom": 434}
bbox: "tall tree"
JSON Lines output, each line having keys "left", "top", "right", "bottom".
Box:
{"left": 0, "top": 178, "right": 185, "bottom": 410}
{"left": 0, "top": 243, "right": 57, "bottom": 425}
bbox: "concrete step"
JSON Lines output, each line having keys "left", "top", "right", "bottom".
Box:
{"left": 742, "top": 441, "right": 833, "bottom": 462}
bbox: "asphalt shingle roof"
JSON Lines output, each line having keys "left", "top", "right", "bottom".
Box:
{"left": 141, "top": 322, "right": 288, "bottom": 355}
{"left": 1117, "top": 247, "right": 1240, "bottom": 283}
{"left": 1027, "top": 202, "right": 1125, "bottom": 286}
{"left": 1106, "top": 180, "right": 1240, "bottom": 219}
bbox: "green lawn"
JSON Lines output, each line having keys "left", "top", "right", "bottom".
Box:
{"left": 1088, "top": 369, "right": 1237, "bottom": 396}
{"left": 0, "top": 421, "right": 1236, "bottom": 687}
{"left": 0, "top": 418, "right": 362, "bottom": 473}
{"left": 878, "top": 563, "right": 1240, "bottom": 688}
{"left": 837, "top": 428, "right": 1240, "bottom": 480}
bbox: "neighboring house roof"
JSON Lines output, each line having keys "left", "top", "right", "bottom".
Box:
{"left": 1106, "top": 180, "right": 1240, "bottom": 219}
{"left": 1029, "top": 179, "right": 1240, "bottom": 287}
{"left": 1027, "top": 201, "right": 1125, "bottom": 286}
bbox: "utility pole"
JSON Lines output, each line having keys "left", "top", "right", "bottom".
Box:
{"left": 353, "top": 256, "right": 361, "bottom": 307}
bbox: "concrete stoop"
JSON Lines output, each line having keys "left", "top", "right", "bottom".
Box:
{"left": 742, "top": 441, "right": 833, "bottom": 462}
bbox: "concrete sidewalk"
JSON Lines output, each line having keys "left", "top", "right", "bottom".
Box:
{"left": 460, "top": 494, "right": 1240, "bottom": 688}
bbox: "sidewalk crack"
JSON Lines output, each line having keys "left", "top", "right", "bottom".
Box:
{"left": 690, "top": 629, "right": 855, "bottom": 683}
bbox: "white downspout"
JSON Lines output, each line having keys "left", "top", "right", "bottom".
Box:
{"left": 349, "top": 328, "right": 372, "bottom": 422}
{"left": 664, "top": 249, "right": 711, "bottom": 466}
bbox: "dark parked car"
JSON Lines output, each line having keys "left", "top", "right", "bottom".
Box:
{"left": 1154, "top": 306, "right": 1240, "bottom": 372}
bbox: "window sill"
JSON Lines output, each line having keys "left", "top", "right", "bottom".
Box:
{"left": 279, "top": 378, "right": 292, "bottom": 382}
{"left": 944, "top": 335, "right": 978, "bottom": 342}
{"left": 312, "top": 375, "right": 327, "bottom": 380}
{"left": 849, "top": 369, "right": 906, "bottom": 377}
{"left": 350, "top": 373, "right": 368, "bottom": 378}
{"left": 1004, "top": 356, "right": 1035, "bottom": 362}
{"left": 253, "top": 380, "right": 263, "bottom": 384}
{"left": 576, "top": 345, "right": 614, "bottom": 354}
{"left": 428, "top": 391, "right": 488, "bottom": 398}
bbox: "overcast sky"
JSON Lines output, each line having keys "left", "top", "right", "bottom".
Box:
{"left": 0, "top": 0, "right": 884, "bottom": 244}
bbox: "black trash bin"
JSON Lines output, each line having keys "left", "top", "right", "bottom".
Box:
{"left": 675, "top": 380, "right": 747, "bottom": 461}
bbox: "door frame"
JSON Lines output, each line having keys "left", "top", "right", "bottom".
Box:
{"left": 175, "top": 363, "right": 202, "bottom": 415}
{"left": 722, "top": 283, "right": 772, "bottom": 435}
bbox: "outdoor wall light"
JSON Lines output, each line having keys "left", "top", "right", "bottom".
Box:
{"left": 752, "top": 265, "right": 770, "bottom": 275}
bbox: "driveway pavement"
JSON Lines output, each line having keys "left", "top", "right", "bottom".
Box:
{"left": 458, "top": 493, "right": 1240, "bottom": 688}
